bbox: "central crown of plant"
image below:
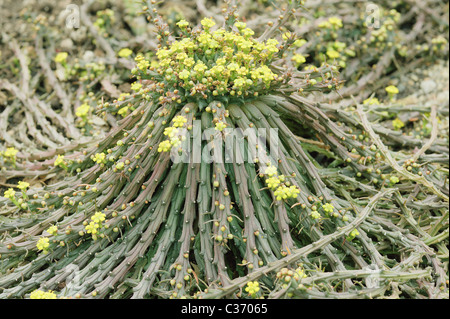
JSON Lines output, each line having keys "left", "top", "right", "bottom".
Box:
{"left": 133, "top": 18, "right": 286, "bottom": 106}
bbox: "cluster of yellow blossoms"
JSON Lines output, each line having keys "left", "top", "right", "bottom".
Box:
{"left": 137, "top": 18, "right": 282, "bottom": 103}
{"left": 54, "top": 154, "right": 67, "bottom": 169}
{"left": 347, "top": 228, "right": 360, "bottom": 241}
{"left": 318, "top": 16, "right": 343, "bottom": 30}
{"left": 263, "top": 164, "right": 300, "bottom": 201}
{"left": 91, "top": 152, "right": 107, "bottom": 165}
{"left": 75, "top": 103, "right": 90, "bottom": 119}
{"left": 4, "top": 181, "right": 29, "bottom": 209}
{"left": 158, "top": 115, "right": 188, "bottom": 153}
{"left": 36, "top": 237, "right": 50, "bottom": 253}
{"left": 30, "top": 289, "right": 57, "bottom": 299}
{"left": 244, "top": 281, "right": 260, "bottom": 298}
{"left": 0, "top": 147, "right": 18, "bottom": 165}
{"left": 84, "top": 211, "right": 107, "bottom": 240}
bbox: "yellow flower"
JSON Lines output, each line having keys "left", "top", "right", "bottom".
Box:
{"left": 131, "top": 82, "right": 142, "bottom": 92}
{"left": 264, "top": 165, "right": 278, "bottom": 177}
{"left": 265, "top": 177, "right": 281, "bottom": 190}
{"left": 30, "top": 290, "right": 57, "bottom": 299}
{"left": 47, "top": 225, "right": 58, "bottom": 236}
{"left": 245, "top": 281, "right": 260, "bottom": 297}
{"left": 328, "top": 17, "right": 343, "bottom": 29}
{"left": 322, "top": 203, "right": 334, "bottom": 213}
{"left": 17, "top": 181, "right": 30, "bottom": 191}
{"left": 215, "top": 122, "right": 227, "bottom": 132}
{"left": 326, "top": 49, "right": 340, "bottom": 59}
{"left": 292, "top": 53, "right": 306, "bottom": 66}
{"left": 164, "top": 127, "right": 179, "bottom": 138}
{"left": 293, "top": 39, "right": 307, "bottom": 47}
{"left": 311, "top": 211, "right": 321, "bottom": 219}
{"left": 85, "top": 221, "right": 100, "bottom": 234}
{"left": 91, "top": 211, "right": 106, "bottom": 224}
{"left": 3, "top": 147, "right": 18, "bottom": 158}
{"left": 179, "top": 69, "right": 190, "bottom": 80}
{"left": 54, "top": 52, "right": 68, "bottom": 64}
{"left": 92, "top": 152, "right": 106, "bottom": 164}
{"left": 4, "top": 188, "right": 15, "bottom": 200}
{"left": 349, "top": 229, "right": 360, "bottom": 237}
{"left": 118, "top": 107, "right": 129, "bottom": 117}
{"left": 36, "top": 237, "right": 50, "bottom": 251}
{"left": 158, "top": 140, "right": 172, "bottom": 153}
{"left": 75, "top": 103, "right": 90, "bottom": 118}
{"left": 115, "top": 162, "right": 125, "bottom": 170}
{"left": 234, "top": 21, "right": 247, "bottom": 30}
{"left": 201, "top": 18, "right": 216, "bottom": 30}
{"left": 392, "top": 118, "right": 405, "bottom": 130}
{"left": 176, "top": 20, "right": 189, "bottom": 28}
{"left": 172, "top": 116, "right": 187, "bottom": 128}
{"left": 118, "top": 48, "right": 133, "bottom": 58}
{"left": 54, "top": 155, "right": 66, "bottom": 167}
{"left": 363, "top": 97, "right": 380, "bottom": 105}
{"left": 385, "top": 85, "right": 399, "bottom": 95}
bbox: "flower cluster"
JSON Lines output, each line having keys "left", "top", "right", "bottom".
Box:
{"left": 262, "top": 164, "right": 300, "bottom": 201}
{"left": 244, "top": 281, "right": 260, "bottom": 298}
{"left": 54, "top": 155, "right": 68, "bottom": 170}
{"left": 84, "top": 211, "right": 106, "bottom": 240}
{"left": 4, "top": 185, "right": 29, "bottom": 210}
{"left": 136, "top": 19, "right": 284, "bottom": 104}
{"left": 118, "top": 48, "right": 133, "bottom": 58}
{"left": 54, "top": 52, "right": 68, "bottom": 64}
{"left": 0, "top": 147, "right": 18, "bottom": 165}
{"left": 36, "top": 237, "right": 50, "bottom": 253}
{"left": 4, "top": 188, "right": 15, "bottom": 200}
{"left": 385, "top": 85, "right": 399, "bottom": 100}
{"left": 18, "top": 181, "right": 29, "bottom": 191}
{"left": 158, "top": 115, "right": 188, "bottom": 152}
{"left": 47, "top": 225, "right": 58, "bottom": 236}
{"left": 30, "top": 290, "right": 57, "bottom": 299}
{"left": 75, "top": 103, "right": 90, "bottom": 118}
{"left": 347, "top": 228, "right": 360, "bottom": 241}
{"left": 322, "top": 203, "right": 334, "bottom": 214}
{"left": 318, "top": 17, "right": 343, "bottom": 30}
{"left": 91, "top": 152, "right": 107, "bottom": 165}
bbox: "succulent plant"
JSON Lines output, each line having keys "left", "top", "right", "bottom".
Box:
{"left": 0, "top": 1, "right": 448, "bottom": 300}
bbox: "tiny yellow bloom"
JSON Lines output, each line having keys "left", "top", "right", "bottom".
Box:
{"left": 201, "top": 18, "right": 216, "bottom": 30}
{"left": 118, "top": 48, "right": 133, "bottom": 58}
{"left": 322, "top": 203, "right": 334, "bottom": 213}
{"left": 215, "top": 122, "right": 227, "bottom": 132}
{"left": 172, "top": 116, "right": 187, "bottom": 128}
{"left": 292, "top": 53, "right": 306, "bottom": 66}
{"left": 4, "top": 188, "right": 15, "bottom": 200}
{"left": 54, "top": 52, "right": 68, "bottom": 64}
{"left": 36, "top": 237, "right": 50, "bottom": 251}
{"left": 363, "top": 97, "right": 380, "bottom": 105}
{"left": 47, "top": 225, "right": 58, "bottom": 236}
{"left": 326, "top": 49, "right": 340, "bottom": 59}
{"left": 91, "top": 211, "right": 106, "bottom": 224}
{"left": 3, "top": 147, "right": 18, "bottom": 158}
{"left": 158, "top": 140, "right": 172, "bottom": 153}
{"left": 30, "top": 290, "right": 57, "bottom": 299}
{"left": 392, "top": 117, "right": 405, "bottom": 130}
{"left": 385, "top": 85, "right": 399, "bottom": 95}
{"left": 75, "top": 103, "right": 90, "bottom": 118}
{"left": 54, "top": 155, "right": 66, "bottom": 167}
{"left": 118, "top": 107, "right": 129, "bottom": 117}
{"left": 18, "top": 181, "right": 30, "bottom": 191}
{"left": 176, "top": 20, "right": 189, "bottom": 28}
